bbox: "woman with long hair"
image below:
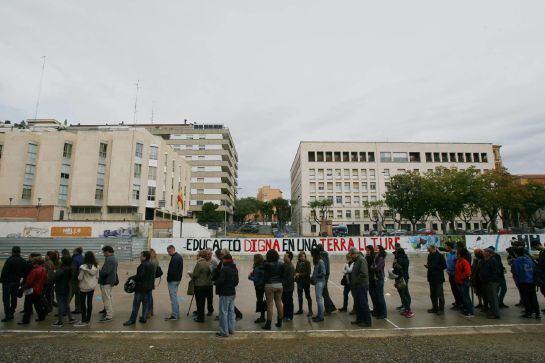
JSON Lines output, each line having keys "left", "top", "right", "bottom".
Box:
{"left": 148, "top": 248, "right": 159, "bottom": 319}
{"left": 472, "top": 249, "right": 485, "bottom": 310}
{"left": 311, "top": 247, "right": 326, "bottom": 322}
{"left": 294, "top": 251, "right": 313, "bottom": 317}
{"left": 75, "top": 251, "right": 98, "bottom": 327}
{"left": 52, "top": 255, "right": 76, "bottom": 327}
{"left": 248, "top": 253, "right": 266, "bottom": 323}
{"left": 339, "top": 253, "right": 353, "bottom": 313}
{"left": 455, "top": 247, "right": 473, "bottom": 317}
{"left": 373, "top": 245, "right": 387, "bottom": 319}
{"left": 44, "top": 250, "right": 60, "bottom": 313}
{"left": 262, "top": 249, "right": 284, "bottom": 330}
{"left": 190, "top": 250, "right": 212, "bottom": 322}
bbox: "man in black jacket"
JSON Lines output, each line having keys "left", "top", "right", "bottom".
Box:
{"left": 165, "top": 245, "right": 183, "bottom": 321}
{"left": 124, "top": 251, "right": 155, "bottom": 326}
{"left": 282, "top": 252, "right": 295, "bottom": 321}
{"left": 215, "top": 254, "right": 239, "bottom": 337}
{"left": 1, "top": 246, "right": 27, "bottom": 322}
{"left": 479, "top": 248, "right": 503, "bottom": 319}
{"left": 425, "top": 244, "right": 447, "bottom": 315}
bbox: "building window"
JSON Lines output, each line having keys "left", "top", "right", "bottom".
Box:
{"left": 63, "top": 143, "right": 73, "bottom": 158}
{"left": 21, "top": 185, "right": 32, "bottom": 200}
{"left": 341, "top": 152, "right": 348, "bottom": 162}
{"left": 309, "top": 169, "right": 315, "bottom": 179}
{"left": 336, "top": 196, "right": 343, "bottom": 204}
{"left": 362, "top": 182, "right": 368, "bottom": 192}
{"left": 369, "top": 169, "right": 376, "bottom": 179}
{"left": 317, "top": 169, "right": 324, "bottom": 179}
{"left": 380, "top": 152, "right": 391, "bottom": 162}
{"left": 335, "top": 182, "right": 342, "bottom": 192}
{"left": 425, "top": 152, "right": 432, "bottom": 162}
{"left": 458, "top": 153, "right": 464, "bottom": 162}
{"left": 334, "top": 152, "right": 341, "bottom": 162}
{"left": 132, "top": 185, "right": 140, "bottom": 200}
{"left": 337, "top": 210, "right": 343, "bottom": 219}
{"left": 107, "top": 206, "right": 137, "bottom": 214}
{"left": 393, "top": 152, "right": 408, "bottom": 162}
{"left": 327, "top": 182, "right": 333, "bottom": 192}
{"left": 465, "top": 153, "right": 472, "bottom": 162}
{"left": 355, "top": 210, "right": 361, "bottom": 219}
{"left": 449, "top": 153, "right": 457, "bottom": 162}
{"left": 346, "top": 196, "right": 351, "bottom": 205}
{"left": 344, "top": 182, "right": 351, "bottom": 192}
{"left": 481, "top": 153, "right": 488, "bottom": 163}
{"left": 308, "top": 152, "right": 315, "bottom": 162}
{"left": 318, "top": 182, "right": 324, "bottom": 191}
{"left": 148, "top": 166, "right": 157, "bottom": 181}
{"left": 433, "top": 152, "right": 440, "bottom": 162}
{"left": 473, "top": 153, "right": 480, "bottom": 162}
{"left": 361, "top": 169, "right": 367, "bottom": 179}
{"left": 368, "top": 152, "right": 375, "bottom": 162}
{"left": 409, "top": 152, "right": 420, "bottom": 162}
{"left": 351, "top": 152, "right": 358, "bottom": 162}
{"left": 370, "top": 182, "right": 376, "bottom": 191}
{"left": 364, "top": 210, "right": 370, "bottom": 218}
{"left": 0, "top": 144, "right": 3, "bottom": 159}
{"left": 317, "top": 152, "right": 324, "bottom": 162}
{"left": 346, "top": 210, "right": 352, "bottom": 219}
{"left": 311, "top": 225, "right": 316, "bottom": 233}
{"left": 359, "top": 152, "right": 367, "bottom": 162}
{"left": 352, "top": 169, "right": 358, "bottom": 179}
{"left": 383, "top": 169, "right": 390, "bottom": 178}
{"left": 354, "top": 196, "right": 360, "bottom": 205}
{"left": 58, "top": 185, "right": 68, "bottom": 201}
{"left": 326, "top": 169, "right": 333, "bottom": 179}
{"left": 150, "top": 146, "right": 158, "bottom": 160}
{"left": 99, "top": 142, "right": 108, "bottom": 158}
{"left": 95, "top": 187, "right": 104, "bottom": 200}
{"left": 134, "top": 163, "right": 142, "bottom": 178}
{"left": 325, "top": 152, "right": 333, "bottom": 162}
{"left": 441, "top": 152, "right": 448, "bottom": 162}
{"left": 353, "top": 182, "right": 359, "bottom": 192}
{"left": 147, "top": 186, "right": 156, "bottom": 201}
{"left": 72, "top": 206, "right": 101, "bottom": 214}
{"left": 135, "top": 142, "right": 144, "bottom": 158}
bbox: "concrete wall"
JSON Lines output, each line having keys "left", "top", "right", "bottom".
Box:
{"left": 0, "top": 221, "right": 151, "bottom": 238}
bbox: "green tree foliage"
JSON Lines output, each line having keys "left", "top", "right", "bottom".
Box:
{"left": 270, "top": 198, "right": 291, "bottom": 229}
{"left": 363, "top": 200, "right": 386, "bottom": 231}
{"left": 519, "top": 181, "right": 545, "bottom": 228}
{"left": 258, "top": 201, "right": 273, "bottom": 223}
{"left": 233, "top": 197, "right": 260, "bottom": 223}
{"left": 308, "top": 199, "right": 333, "bottom": 227}
{"left": 197, "top": 202, "right": 223, "bottom": 226}
{"left": 384, "top": 171, "right": 433, "bottom": 231}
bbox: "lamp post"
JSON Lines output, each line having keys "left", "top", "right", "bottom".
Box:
{"left": 8, "top": 197, "right": 13, "bottom": 206}
{"left": 37, "top": 197, "right": 42, "bottom": 221}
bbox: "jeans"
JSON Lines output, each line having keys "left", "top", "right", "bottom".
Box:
{"left": 100, "top": 284, "right": 114, "bottom": 319}
{"left": 167, "top": 281, "right": 180, "bottom": 318}
{"left": 282, "top": 290, "right": 294, "bottom": 319}
{"left": 498, "top": 277, "right": 507, "bottom": 304}
{"left": 351, "top": 284, "right": 372, "bottom": 325}
{"left": 458, "top": 280, "right": 473, "bottom": 315}
{"left": 69, "top": 279, "right": 81, "bottom": 312}
{"left": 22, "top": 293, "right": 46, "bottom": 323}
{"left": 265, "top": 286, "right": 283, "bottom": 321}
{"left": 375, "top": 279, "right": 387, "bottom": 318}
{"left": 519, "top": 283, "right": 540, "bottom": 316}
{"left": 2, "top": 282, "right": 19, "bottom": 319}
{"left": 315, "top": 280, "right": 325, "bottom": 319}
{"left": 342, "top": 285, "right": 351, "bottom": 310}
{"left": 429, "top": 282, "right": 445, "bottom": 311}
{"left": 56, "top": 293, "right": 72, "bottom": 323}
{"left": 296, "top": 280, "right": 312, "bottom": 313}
{"left": 80, "top": 290, "right": 94, "bottom": 323}
{"left": 219, "top": 295, "right": 235, "bottom": 336}
{"left": 484, "top": 282, "right": 500, "bottom": 318}
{"left": 323, "top": 277, "right": 337, "bottom": 312}
{"left": 448, "top": 273, "right": 462, "bottom": 306}
{"left": 129, "top": 291, "right": 150, "bottom": 323}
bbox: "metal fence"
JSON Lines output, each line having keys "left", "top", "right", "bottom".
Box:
{"left": 0, "top": 237, "right": 148, "bottom": 261}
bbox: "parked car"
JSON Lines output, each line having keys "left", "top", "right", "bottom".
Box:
{"left": 332, "top": 225, "right": 348, "bottom": 237}
{"left": 416, "top": 228, "right": 436, "bottom": 235}
{"left": 239, "top": 225, "right": 259, "bottom": 234}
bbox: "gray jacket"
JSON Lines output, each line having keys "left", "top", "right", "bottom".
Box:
{"left": 99, "top": 255, "right": 118, "bottom": 286}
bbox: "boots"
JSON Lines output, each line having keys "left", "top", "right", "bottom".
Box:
{"left": 262, "top": 320, "right": 271, "bottom": 330}
{"left": 275, "top": 317, "right": 282, "bottom": 328}
{"left": 307, "top": 302, "right": 313, "bottom": 317}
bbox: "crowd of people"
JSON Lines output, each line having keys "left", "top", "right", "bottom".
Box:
{"left": 1, "top": 239, "right": 545, "bottom": 337}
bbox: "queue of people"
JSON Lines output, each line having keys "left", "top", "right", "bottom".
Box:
{"left": 2, "top": 240, "right": 545, "bottom": 337}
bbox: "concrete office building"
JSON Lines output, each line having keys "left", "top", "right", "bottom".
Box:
{"left": 290, "top": 141, "right": 502, "bottom": 236}
{"left": 134, "top": 122, "right": 239, "bottom": 219}
{"left": 0, "top": 120, "right": 191, "bottom": 222}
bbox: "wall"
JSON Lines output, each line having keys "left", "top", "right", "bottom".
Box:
{"left": 0, "top": 221, "right": 151, "bottom": 238}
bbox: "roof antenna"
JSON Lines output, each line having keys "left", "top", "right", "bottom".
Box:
{"left": 133, "top": 80, "right": 140, "bottom": 124}
{"left": 33, "top": 56, "right": 46, "bottom": 120}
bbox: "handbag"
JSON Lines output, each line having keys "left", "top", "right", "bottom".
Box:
{"left": 394, "top": 277, "right": 406, "bottom": 290}
{"left": 155, "top": 265, "right": 163, "bottom": 278}
{"left": 187, "top": 279, "right": 195, "bottom": 295}
{"left": 340, "top": 275, "right": 347, "bottom": 286}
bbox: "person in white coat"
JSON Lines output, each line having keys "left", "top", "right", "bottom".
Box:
{"left": 75, "top": 251, "right": 99, "bottom": 327}
{"left": 339, "top": 253, "right": 354, "bottom": 312}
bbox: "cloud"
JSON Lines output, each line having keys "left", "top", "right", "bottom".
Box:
{"left": 1, "top": 0, "right": 544, "bottom": 199}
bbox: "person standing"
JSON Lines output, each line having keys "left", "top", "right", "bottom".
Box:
{"left": 282, "top": 252, "right": 295, "bottom": 321}
{"left": 147, "top": 248, "right": 159, "bottom": 319}
{"left": 479, "top": 248, "right": 502, "bottom": 319}
{"left": 189, "top": 250, "right": 212, "bottom": 323}
{"left": 373, "top": 245, "right": 387, "bottom": 319}
{"left": 365, "top": 245, "right": 378, "bottom": 316}
{"left": 205, "top": 249, "right": 214, "bottom": 317}
{"left": 74, "top": 251, "right": 99, "bottom": 327}
{"left": 317, "top": 244, "right": 337, "bottom": 314}
{"left": 165, "top": 245, "right": 183, "bottom": 321}
{"left": 425, "top": 244, "right": 447, "bottom": 315}
{"left": 294, "top": 252, "right": 312, "bottom": 317}
{"left": 19, "top": 257, "right": 48, "bottom": 325}
{"left": 43, "top": 251, "right": 59, "bottom": 314}
{"left": 262, "top": 249, "right": 284, "bottom": 330}
{"left": 445, "top": 242, "right": 462, "bottom": 310}
{"left": 248, "top": 254, "right": 266, "bottom": 323}
{"left": 1, "top": 246, "right": 27, "bottom": 322}
{"left": 124, "top": 251, "right": 156, "bottom": 326}
{"left": 69, "top": 247, "right": 84, "bottom": 314}
{"left": 215, "top": 254, "right": 239, "bottom": 338}
{"left": 52, "top": 256, "right": 76, "bottom": 327}
{"left": 455, "top": 248, "right": 473, "bottom": 317}
{"left": 393, "top": 247, "right": 413, "bottom": 318}
{"left": 98, "top": 245, "right": 118, "bottom": 322}
{"left": 339, "top": 253, "right": 353, "bottom": 312}
{"left": 471, "top": 249, "right": 485, "bottom": 311}
{"left": 512, "top": 248, "right": 541, "bottom": 319}
{"left": 311, "top": 248, "right": 326, "bottom": 322}
{"left": 349, "top": 248, "right": 372, "bottom": 328}
{"left": 488, "top": 246, "right": 509, "bottom": 308}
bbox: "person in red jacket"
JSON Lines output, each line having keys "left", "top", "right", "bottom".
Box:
{"left": 455, "top": 248, "right": 473, "bottom": 317}
{"left": 19, "top": 257, "right": 48, "bottom": 325}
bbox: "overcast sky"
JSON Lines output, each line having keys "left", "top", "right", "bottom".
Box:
{"left": 1, "top": 0, "right": 544, "bottom": 198}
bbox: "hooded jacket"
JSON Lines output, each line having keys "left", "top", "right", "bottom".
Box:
{"left": 24, "top": 265, "right": 47, "bottom": 295}
{"left": 78, "top": 264, "right": 99, "bottom": 292}
{"left": 455, "top": 258, "right": 471, "bottom": 285}
{"left": 511, "top": 255, "right": 535, "bottom": 284}
{"left": 214, "top": 259, "right": 239, "bottom": 296}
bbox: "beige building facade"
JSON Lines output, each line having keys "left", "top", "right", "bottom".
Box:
{"left": 291, "top": 141, "right": 501, "bottom": 236}
{"left": 0, "top": 120, "right": 190, "bottom": 221}
{"left": 257, "top": 185, "right": 283, "bottom": 202}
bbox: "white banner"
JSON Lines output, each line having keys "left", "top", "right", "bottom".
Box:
{"left": 151, "top": 234, "right": 545, "bottom": 255}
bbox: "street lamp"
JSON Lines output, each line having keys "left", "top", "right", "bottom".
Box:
{"left": 8, "top": 197, "right": 13, "bottom": 206}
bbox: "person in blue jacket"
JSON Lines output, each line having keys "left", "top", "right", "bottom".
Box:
{"left": 512, "top": 248, "right": 540, "bottom": 319}
{"left": 445, "top": 242, "right": 462, "bottom": 309}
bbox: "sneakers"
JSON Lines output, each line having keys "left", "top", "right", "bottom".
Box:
{"left": 294, "top": 310, "right": 304, "bottom": 315}
{"left": 99, "top": 317, "right": 113, "bottom": 323}
{"left": 402, "top": 310, "right": 414, "bottom": 318}
{"left": 164, "top": 316, "right": 178, "bottom": 321}
{"left": 463, "top": 313, "right": 475, "bottom": 318}
{"left": 123, "top": 320, "right": 136, "bottom": 326}
{"left": 73, "top": 321, "right": 89, "bottom": 327}
{"left": 51, "top": 321, "right": 63, "bottom": 327}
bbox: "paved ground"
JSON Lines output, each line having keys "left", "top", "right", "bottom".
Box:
{"left": 1, "top": 254, "right": 545, "bottom": 361}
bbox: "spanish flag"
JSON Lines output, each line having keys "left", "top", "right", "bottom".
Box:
{"left": 177, "top": 191, "right": 183, "bottom": 208}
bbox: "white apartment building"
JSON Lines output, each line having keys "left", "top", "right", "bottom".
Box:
{"left": 290, "top": 142, "right": 502, "bottom": 236}
{"left": 0, "top": 120, "right": 191, "bottom": 221}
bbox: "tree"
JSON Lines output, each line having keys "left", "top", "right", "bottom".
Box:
{"left": 308, "top": 199, "right": 333, "bottom": 234}
{"left": 384, "top": 171, "right": 433, "bottom": 231}
{"left": 519, "top": 182, "right": 545, "bottom": 228}
{"left": 270, "top": 198, "right": 291, "bottom": 230}
{"left": 363, "top": 200, "right": 386, "bottom": 231}
{"left": 257, "top": 201, "right": 273, "bottom": 223}
{"left": 197, "top": 202, "right": 223, "bottom": 226}
{"left": 233, "top": 197, "right": 259, "bottom": 224}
